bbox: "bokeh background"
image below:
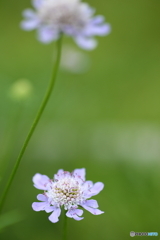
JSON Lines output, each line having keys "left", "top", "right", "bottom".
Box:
{"left": 0, "top": 0, "right": 160, "bottom": 239}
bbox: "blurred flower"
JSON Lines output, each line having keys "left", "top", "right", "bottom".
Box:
{"left": 32, "top": 168, "right": 104, "bottom": 223}
{"left": 61, "top": 45, "right": 90, "bottom": 74}
{"left": 21, "top": 0, "right": 111, "bottom": 50}
{"left": 8, "top": 79, "right": 33, "bottom": 101}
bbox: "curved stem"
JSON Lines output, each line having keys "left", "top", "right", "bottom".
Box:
{"left": 0, "top": 36, "right": 63, "bottom": 213}
{"left": 63, "top": 210, "right": 67, "bottom": 240}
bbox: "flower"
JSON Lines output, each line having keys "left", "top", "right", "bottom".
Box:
{"left": 61, "top": 45, "right": 90, "bottom": 74}
{"left": 32, "top": 168, "right": 104, "bottom": 223}
{"left": 8, "top": 79, "right": 33, "bottom": 101}
{"left": 21, "top": 0, "right": 111, "bottom": 50}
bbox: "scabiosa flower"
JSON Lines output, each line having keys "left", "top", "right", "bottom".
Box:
{"left": 32, "top": 168, "right": 104, "bottom": 223}
{"left": 21, "top": 0, "right": 111, "bottom": 50}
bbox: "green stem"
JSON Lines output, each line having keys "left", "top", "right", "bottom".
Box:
{"left": 63, "top": 210, "right": 67, "bottom": 240}
{"left": 0, "top": 36, "right": 63, "bottom": 213}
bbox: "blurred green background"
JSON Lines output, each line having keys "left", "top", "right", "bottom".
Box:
{"left": 0, "top": 0, "right": 160, "bottom": 239}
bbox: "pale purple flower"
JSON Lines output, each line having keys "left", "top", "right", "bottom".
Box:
{"left": 21, "top": 0, "right": 111, "bottom": 50}
{"left": 32, "top": 168, "right": 104, "bottom": 223}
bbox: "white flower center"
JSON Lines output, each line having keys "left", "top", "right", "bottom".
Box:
{"left": 46, "top": 176, "right": 84, "bottom": 210}
{"left": 37, "top": 0, "right": 92, "bottom": 30}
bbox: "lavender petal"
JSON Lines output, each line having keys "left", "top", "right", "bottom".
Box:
{"left": 74, "top": 36, "right": 97, "bottom": 50}
{"left": 83, "top": 199, "right": 99, "bottom": 208}
{"left": 85, "top": 23, "right": 111, "bottom": 36}
{"left": 91, "top": 15, "right": 105, "bottom": 24}
{"left": 32, "top": 173, "right": 50, "bottom": 190}
{"left": 37, "top": 26, "right": 59, "bottom": 43}
{"left": 21, "top": 19, "right": 39, "bottom": 31}
{"left": 81, "top": 204, "right": 104, "bottom": 215}
{"left": 48, "top": 208, "right": 61, "bottom": 223}
{"left": 66, "top": 208, "right": 84, "bottom": 221}
{"left": 73, "top": 168, "right": 86, "bottom": 182}
{"left": 37, "top": 194, "right": 48, "bottom": 202}
{"left": 32, "top": 0, "right": 44, "bottom": 9}
{"left": 32, "top": 202, "right": 49, "bottom": 211}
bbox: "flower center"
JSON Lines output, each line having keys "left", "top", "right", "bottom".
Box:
{"left": 46, "top": 177, "right": 83, "bottom": 210}
{"left": 37, "top": 0, "right": 91, "bottom": 30}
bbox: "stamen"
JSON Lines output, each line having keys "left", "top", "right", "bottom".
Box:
{"left": 45, "top": 175, "right": 84, "bottom": 210}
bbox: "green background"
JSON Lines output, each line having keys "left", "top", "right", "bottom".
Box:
{"left": 0, "top": 0, "right": 160, "bottom": 239}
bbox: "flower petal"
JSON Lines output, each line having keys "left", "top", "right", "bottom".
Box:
{"left": 45, "top": 206, "right": 55, "bottom": 213}
{"left": 37, "top": 26, "right": 59, "bottom": 43}
{"left": 57, "top": 169, "right": 64, "bottom": 175}
{"left": 72, "top": 215, "right": 84, "bottom": 220}
{"left": 91, "top": 182, "right": 104, "bottom": 194}
{"left": 37, "top": 194, "right": 48, "bottom": 202}
{"left": 32, "top": 0, "right": 45, "bottom": 9}
{"left": 22, "top": 9, "right": 37, "bottom": 18}
{"left": 62, "top": 25, "right": 76, "bottom": 36}
{"left": 74, "top": 36, "right": 97, "bottom": 50}
{"left": 21, "top": 9, "right": 40, "bottom": 31}
{"left": 32, "top": 202, "right": 49, "bottom": 211}
{"left": 66, "top": 209, "right": 84, "bottom": 221}
{"left": 79, "top": 2, "right": 94, "bottom": 16}
{"left": 48, "top": 208, "right": 61, "bottom": 223}
{"left": 32, "top": 173, "right": 50, "bottom": 190}
{"left": 21, "top": 19, "right": 39, "bottom": 31}
{"left": 81, "top": 204, "right": 104, "bottom": 215}
{"left": 85, "top": 182, "right": 104, "bottom": 198}
{"left": 83, "top": 199, "right": 99, "bottom": 208}
{"left": 54, "top": 169, "right": 64, "bottom": 179}
{"left": 74, "top": 209, "right": 83, "bottom": 216}
{"left": 83, "top": 180, "right": 93, "bottom": 189}
{"left": 85, "top": 23, "right": 111, "bottom": 36}
{"left": 73, "top": 168, "right": 86, "bottom": 182}
{"left": 54, "top": 169, "right": 72, "bottom": 180}
{"left": 91, "top": 15, "right": 105, "bottom": 25}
